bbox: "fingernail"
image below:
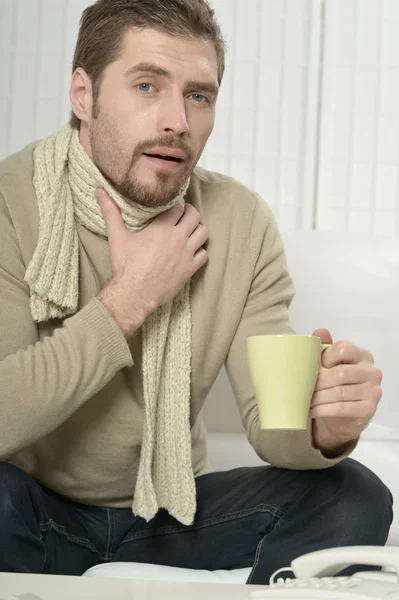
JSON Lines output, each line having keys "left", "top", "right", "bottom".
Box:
{"left": 95, "top": 189, "right": 106, "bottom": 203}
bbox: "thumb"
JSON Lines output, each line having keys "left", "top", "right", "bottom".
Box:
{"left": 95, "top": 188, "right": 126, "bottom": 241}
{"left": 312, "top": 328, "right": 333, "bottom": 345}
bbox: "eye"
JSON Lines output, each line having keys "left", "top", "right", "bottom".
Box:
{"left": 190, "top": 93, "right": 209, "bottom": 104}
{"left": 137, "top": 83, "right": 155, "bottom": 93}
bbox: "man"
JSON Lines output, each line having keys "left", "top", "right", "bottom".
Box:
{"left": 0, "top": 0, "right": 392, "bottom": 583}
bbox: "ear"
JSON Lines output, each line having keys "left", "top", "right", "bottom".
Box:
{"left": 69, "top": 67, "right": 94, "bottom": 126}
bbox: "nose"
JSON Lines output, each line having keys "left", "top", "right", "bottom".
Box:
{"left": 157, "top": 92, "right": 190, "bottom": 136}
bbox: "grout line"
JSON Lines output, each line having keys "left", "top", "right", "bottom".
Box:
{"left": 297, "top": 1, "right": 310, "bottom": 229}
{"left": 369, "top": 1, "right": 383, "bottom": 234}
{"left": 298, "top": 0, "right": 322, "bottom": 230}
{"left": 57, "top": 0, "right": 70, "bottom": 129}
{"left": 226, "top": 0, "right": 238, "bottom": 177}
{"left": 311, "top": 0, "right": 326, "bottom": 230}
{"left": 275, "top": 0, "right": 288, "bottom": 223}
{"left": 343, "top": 0, "right": 359, "bottom": 233}
{"left": 327, "top": 205, "right": 394, "bottom": 214}
{"left": 32, "top": 0, "right": 43, "bottom": 141}
{"left": 250, "top": 0, "right": 264, "bottom": 193}
{"left": 396, "top": 122, "right": 399, "bottom": 236}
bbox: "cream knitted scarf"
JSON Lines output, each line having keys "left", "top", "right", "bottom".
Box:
{"left": 25, "top": 125, "right": 196, "bottom": 526}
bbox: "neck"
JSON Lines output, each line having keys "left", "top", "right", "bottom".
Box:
{"left": 78, "top": 123, "right": 94, "bottom": 160}
{"left": 67, "top": 125, "right": 189, "bottom": 235}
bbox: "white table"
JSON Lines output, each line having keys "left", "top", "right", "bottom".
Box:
{"left": 0, "top": 572, "right": 265, "bottom": 600}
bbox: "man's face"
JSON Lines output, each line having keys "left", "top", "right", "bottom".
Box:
{"left": 81, "top": 29, "right": 219, "bottom": 207}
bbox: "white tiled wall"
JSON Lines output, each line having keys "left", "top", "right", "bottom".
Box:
{"left": 0, "top": 0, "right": 87, "bottom": 155}
{"left": 202, "top": 0, "right": 321, "bottom": 230}
{"left": 317, "top": 0, "right": 399, "bottom": 234}
{"left": 1, "top": 0, "right": 399, "bottom": 234}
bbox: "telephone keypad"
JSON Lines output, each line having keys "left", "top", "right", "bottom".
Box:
{"left": 272, "top": 576, "right": 362, "bottom": 589}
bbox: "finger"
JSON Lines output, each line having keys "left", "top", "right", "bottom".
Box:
{"left": 312, "top": 328, "right": 333, "bottom": 345}
{"left": 310, "top": 399, "right": 376, "bottom": 421}
{"left": 95, "top": 188, "right": 127, "bottom": 242}
{"left": 314, "top": 363, "right": 380, "bottom": 392}
{"left": 321, "top": 340, "right": 374, "bottom": 368}
{"left": 190, "top": 247, "right": 208, "bottom": 275}
{"left": 187, "top": 224, "right": 208, "bottom": 253}
{"left": 156, "top": 202, "right": 185, "bottom": 226}
{"left": 311, "top": 381, "right": 374, "bottom": 407}
{"left": 176, "top": 203, "right": 201, "bottom": 237}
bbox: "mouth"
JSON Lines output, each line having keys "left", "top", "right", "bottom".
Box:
{"left": 142, "top": 153, "right": 185, "bottom": 171}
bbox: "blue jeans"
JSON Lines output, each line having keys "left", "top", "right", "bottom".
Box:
{"left": 0, "top": 458, "right": 393, "bottom": 584}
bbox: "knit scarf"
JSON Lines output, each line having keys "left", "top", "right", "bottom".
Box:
{"left": 25, "top": 125, "right": 196, "bottom": 526}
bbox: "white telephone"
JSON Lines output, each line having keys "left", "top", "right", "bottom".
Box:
{"left": 250, "top": 546, "right": 399, "bottom": 599}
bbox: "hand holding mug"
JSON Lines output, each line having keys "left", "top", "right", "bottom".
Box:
{"left": 310, "top": 328, "right": 382, "bottom": 453}
{"left": 246, "top": 329, "right": 381, "bottom": 441}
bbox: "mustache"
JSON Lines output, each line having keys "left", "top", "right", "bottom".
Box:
{"left": 134, "top": 136, "right": 194, "bottom": 160}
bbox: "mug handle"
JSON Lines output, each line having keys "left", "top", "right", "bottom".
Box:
{"left": 319, "top": 343, "right": 332, "bottom": 373}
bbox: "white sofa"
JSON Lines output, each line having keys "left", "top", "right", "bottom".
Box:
{"left": 84, "top": 230, "right": 399, "bottom": 584}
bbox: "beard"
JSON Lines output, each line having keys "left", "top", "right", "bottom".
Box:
{"left": 89, "top": 113, "right": 197, "bottom": 208}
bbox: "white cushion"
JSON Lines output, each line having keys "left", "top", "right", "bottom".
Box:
{"left": 84, "top": 562, "right": 251, "bottom": 584}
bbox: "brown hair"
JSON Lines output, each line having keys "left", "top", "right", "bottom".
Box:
{"left": 69, "top": 0, "right": 226, "bottom": 129}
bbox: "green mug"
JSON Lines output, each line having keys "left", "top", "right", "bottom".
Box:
{"left": 246, "top": 335, "right": 331, "bottom": 430}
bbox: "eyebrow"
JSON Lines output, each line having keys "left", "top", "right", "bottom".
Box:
{"left": 124, "top": 61, "right": 219, "bottom": 97}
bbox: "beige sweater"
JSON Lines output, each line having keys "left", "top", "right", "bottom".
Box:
{"left": 0, "top": 142, "right": 356, "bottom": 509}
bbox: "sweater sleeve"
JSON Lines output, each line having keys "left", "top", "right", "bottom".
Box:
{"left": 0, "top": 192, "right": 133, "bottom": 460}
{"left": 225, "top": 195, "right": 358, "bottom": 469}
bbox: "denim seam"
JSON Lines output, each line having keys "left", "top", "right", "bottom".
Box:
{"left": 39, "top": 534, "right": 47, "bottom": 573}
{"left": 113, "top": 509, "right": 117, "bottom": 554}
{"left": 105, "top": 509, "right": 113, "bottom": 560}
{"left": 39, "top": 518, "right": 106, "bottom": 558}
{"left": 122, "top": 503, "right": 283, "bottom": 544}
{"left": 246, "top": 513, "right": 283, "bottom": 584}
{"left": 246, "top": 534, "right": 265, "bottom": 584}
